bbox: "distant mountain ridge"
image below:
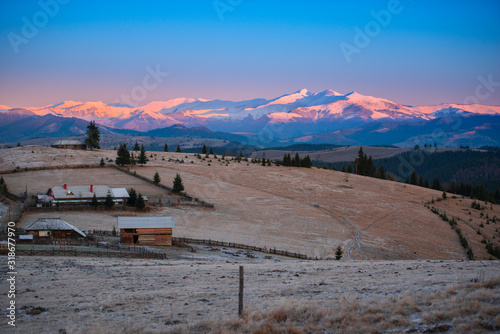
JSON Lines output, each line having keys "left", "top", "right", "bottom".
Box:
{"left": 1, "top": 89, "right": 500, "bottom": 147}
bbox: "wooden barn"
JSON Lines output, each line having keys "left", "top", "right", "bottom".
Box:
{"left": 25, "top": 218, "right": 87, "bottom": 242}
{"left": 118, "top": 216, "right": 174, "bottom": 246}
{"left": 51, "top": 139, "right": 86, "bottom": 150}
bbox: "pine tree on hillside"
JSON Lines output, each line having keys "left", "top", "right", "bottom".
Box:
{"left": 91, "top": 193, "right": 99, "bottom": 207}
{"left": 173, "top": 173, "right": 184, "bottom": 193}
{"left": 84, "top": 120, "right": 101, "bottom": 150}
{"left": 164, "top": 143, "right": 169, "bottom": 152}
{"left": 136, "top": 194, "right": 146, "bottom": 210}
{"left": 302, "top": 155, "right": 312, "bottom": 168}
{"left": 335, "top": 246, "right": 343, "bottom": 260}
{"left": 153, "top": 171, "right": 161, "bottom": 184}
{"left": 209, "top": 148, "right": 214, "bottom": 155}
{"left": 105, "top": 190, "right": 114, "bottom": 208}
{"left": 138, "top": 145, "right": 148, "bottom": 165}
{"left": 432, "top": 177, "right": 441, "bottom": 190}
{"left": 115, "top": 144, "right": 131, "bottom": 166}
{"left": 294, "top": 153, "right": 301, "bottom": 167}
{"left": 424, "top": 178, "right": 430, "bottom": 188}
{"left": 262, "top": 157, "right": 266, "bottom": 166}
{"left": 410, "top": 171, "right": 418, "bottom": 185}
{"left": 202, "top": 144, "right": 207, "bottom": 154}
{"left": 127, "top": 188, "right": 137, "bottom": 207}
{"left": 176, "top": 145, "right": 182, "bottom": 153}
{"left": 133, "top": 141, "right": 140, "bottom": 151}
{"left": 0, "top": 176, "right": 7, "bottom": 195}
{"left": 378, "top": 166, "right": 386, "bottom": 179}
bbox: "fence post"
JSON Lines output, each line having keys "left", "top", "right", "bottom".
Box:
{"left": 239, "top": 266, "right": 244, "bottom": 316}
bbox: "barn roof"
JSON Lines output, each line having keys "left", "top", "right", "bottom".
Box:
{"left": 118, "top": 216, "right": 175, "bottom": 229}
{"left": 50, "top": 185, "right": 129, "bottom": 200}
{"left": 25, "top": 218, "right": 86, "bottom": 237}
{"left": 52, "top": 140, "right": 85, "bottom": 146}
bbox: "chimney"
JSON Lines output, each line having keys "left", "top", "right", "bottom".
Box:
{"left": 64, "top": 184, "right": 67, "bottom": 189}
{"left": 90, "top": 185, "right": 93, "bottom": 193}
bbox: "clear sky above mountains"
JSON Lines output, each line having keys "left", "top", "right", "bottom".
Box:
{"left": 0, "top": 0, "right": 499, "bottom": 107}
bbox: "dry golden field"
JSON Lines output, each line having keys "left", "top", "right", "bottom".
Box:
{"left": 1, "top": 146, "right": 500, "bottom": 333}
{"left": 2, "top": 145, "right": 499, "bottom": 260}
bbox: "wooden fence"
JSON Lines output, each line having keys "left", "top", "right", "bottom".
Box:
{"left": 173, "top": 237, "right": 313, "bottom": 260}
{"left": 5, "top": 242, "right": 167, "bottom": 259}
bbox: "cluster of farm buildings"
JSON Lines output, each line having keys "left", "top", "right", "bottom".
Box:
{"left": 5, "top": 139, "right": 176, "bottom": 247}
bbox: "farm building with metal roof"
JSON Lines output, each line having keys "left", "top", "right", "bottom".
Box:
{"left": 25, "top": 218, "right": 87, "bottom": 241}
{"left": 47, "top": 184, "right": 129, "bottom": 206}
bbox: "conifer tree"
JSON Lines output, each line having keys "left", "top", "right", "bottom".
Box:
{"left": 84, "top": 120, "right": 100, "bottom": 150}
{"left": 176, "top": 145, "right": 182, "bottom": 153}
{"left": 209, "top": 148, "right": 214, "bottom": 155}
{"left": 378, "top": 166, "right": 386, "bottom": 179}
{"left": 347, "top": 164, "right": 353, "bottom": 173}
{"left": 135, "top": 193, "right": 146, "bottom": 210}
{"left": 115, "top": 144, "right": 131, "bottom": 166}
{"left": 153, "top": 171, "right": 161, "bottom": 184}
{"left": 127, "top": 188, "right": 137, "bottom": 206}
{"left": 432, "top": 177, "right": 441, "bottom": 190}
{"left": 138, "top": 145, "right": 148, "bottom": 165}
{"left": 99, "top": 158, "right": 105, "bottom": 167}
{"left": 173, "top": 173, "right": 184, "bottom": 193}
{"left": 202, "top": 144, "right": 207, "bottom": 154}
{"left": 133, "top": 141, "right": 140, "bottom": 151}
{"left": 91, "top": 193, "right": 99, "bottom": 207}
{"left": 164, "top": 143, "right": 169, "bottom": 152}
{"left": 294, "top": 153, "right": 301, "bottom": 167}
{"left": 335, "top": 246, "right": 343, "bottom": 260}
{"left": 105, "top": 190, "right": 114, "bottom": 208}
{"left": 410, "top": 171, "right": 418, "bottom": 185}
{"left": 0, "top": 176, "right": 7, "bottom": 195}
{"left": 262, "top": 157, "right": 266, "bottom": 166}
{"left": 424, "top": 178, "right": 430, "bottom": 188}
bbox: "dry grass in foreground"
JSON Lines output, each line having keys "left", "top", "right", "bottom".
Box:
{"left": 172, "top": 280, "right": 500, "bottom": 334}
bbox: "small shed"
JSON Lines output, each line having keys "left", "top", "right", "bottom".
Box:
{"left": 118, "top": 216, "right": 174, "bottom": 246}
{"left": 25, "top": 218, "right": 87, "bottom": 241}
{"left": 51, "top": 139, "right": 86, "bottom": 150}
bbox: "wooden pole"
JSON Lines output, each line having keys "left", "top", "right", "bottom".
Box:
{"left": 238, "top": 265, "right": 244, "bottom": 316}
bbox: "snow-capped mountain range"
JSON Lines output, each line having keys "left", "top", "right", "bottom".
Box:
{"left": 1, "top": 89, "right": 500, "bottom": 146}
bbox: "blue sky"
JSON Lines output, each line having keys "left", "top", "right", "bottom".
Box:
{"left": 0, "top": 0, "right": 499, "bottom": 107}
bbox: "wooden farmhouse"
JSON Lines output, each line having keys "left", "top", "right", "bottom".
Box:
{"left": 25, "top": 218, "right": 87, "bottom": 242}
{"left": 51, "top": 139, "right": 86, "bottom": 150}
{"left": 45, "top": 184, "right": 129, "bottom": 206}
{"left": 118, "top": 216, "right": 175, "bottom": 246}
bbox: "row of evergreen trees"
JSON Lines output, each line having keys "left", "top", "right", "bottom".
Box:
{"left": 407, "top": 170, "right": 500, "bottom": 203}
{"left": 116, "top": 143, "right": 149, "bottom": 166}
{"left": 281, "top": 153, "right": 313, "bottom": 168}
